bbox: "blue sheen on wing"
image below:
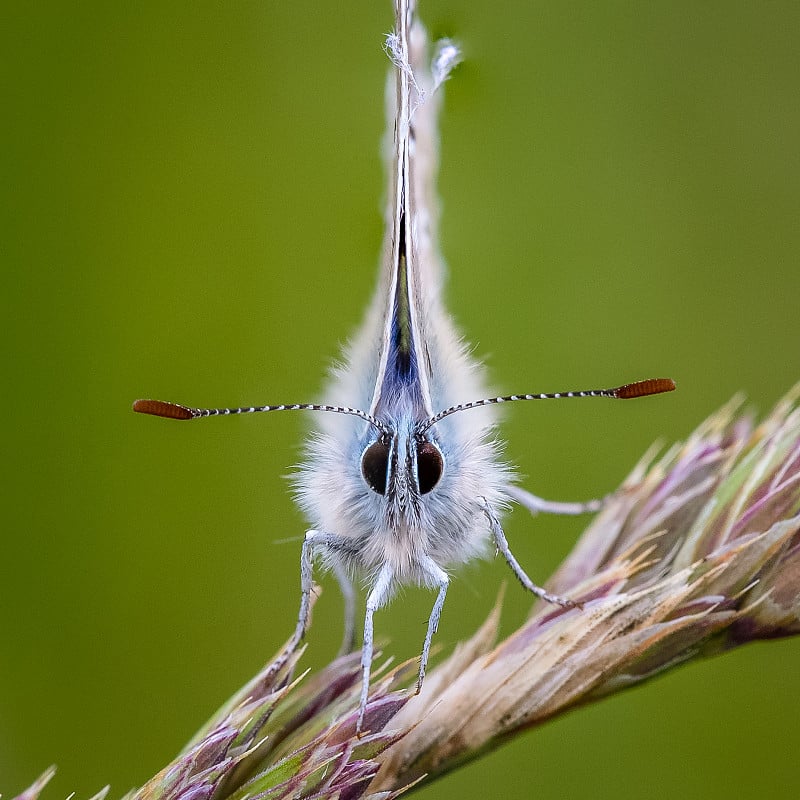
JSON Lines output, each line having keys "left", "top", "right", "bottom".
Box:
{"left": 381, "top": 211, "right": 426, "bottom": 413}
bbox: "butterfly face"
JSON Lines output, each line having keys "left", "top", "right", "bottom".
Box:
{"left": 361, "top": 433, "right": 444, "bottom": 498}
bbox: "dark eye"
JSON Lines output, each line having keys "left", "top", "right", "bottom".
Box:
{"left": 416, "top": 441, "right": 443, "bottom": 494}
{"left": 361, "top": 439, "right": 391, "bottom": 495}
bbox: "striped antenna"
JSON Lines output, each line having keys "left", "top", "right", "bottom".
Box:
{"left": 132, "top": 398, "right": 390, "bottom": 435}
{"left": 416, "top": 378, "right": 676, "bottom": 434}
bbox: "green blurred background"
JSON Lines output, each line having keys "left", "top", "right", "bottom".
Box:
{"left": 4, "top": 1, "right": 800, "bottom": 797}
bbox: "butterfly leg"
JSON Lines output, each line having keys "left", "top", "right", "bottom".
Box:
{"left": 287, "top": 529, "right": 323, "bottom": 652}
{"left": 357, "top": 562, "right": 394, "bottom": 736}
{"left": 506, "top": 484, "right": 605, "bottom": 516}
{"left": 265, "top": 528, "right": 336, "bottom": 683}
{"left": 478, "top": 497, "right": 579, "bottom": 609}
{"left": 332, "top": 560, "right": 357, "bottom": 656}
{"left": 416, "top": 556, "right": 449, "bottom": 694}
{"left": 289, "top": 529, "right": 356, "bottom": 652}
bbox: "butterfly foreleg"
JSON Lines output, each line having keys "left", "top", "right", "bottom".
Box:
{"left": 416, "top": 556, "right": 449, "bottom": 694}
{"left": 332, "top": 560, "right": 357, "bottom": 657}
{"left": 478, "top": 496, "right": 579, "bottom": 609}
{"left": 291, "top": 529, "right": 357, "bottom": 652}
{"left": 357, "top": 562, "right": 394, "bottom": 736}
{"left": 505, "top": 484, "right": 605, "bottom": 517}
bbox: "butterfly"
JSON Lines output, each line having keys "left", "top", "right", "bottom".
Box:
{"left": 134, "top": 0, "right": 674, "bottom": 734}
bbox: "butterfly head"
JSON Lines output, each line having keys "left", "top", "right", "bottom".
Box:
{"left": 360, "top": 419, "right": 445, "bottom": 522}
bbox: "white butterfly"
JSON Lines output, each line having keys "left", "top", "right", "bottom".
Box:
{"left": 135, "top": 0, "right": 673, "bottom": 734}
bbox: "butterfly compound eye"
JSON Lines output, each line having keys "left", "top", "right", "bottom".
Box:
{"left": 361, "top": 440, "right": 391, "bottom": 495}
{"left": 417, "top": 441, "right": 444, "bottom": 494}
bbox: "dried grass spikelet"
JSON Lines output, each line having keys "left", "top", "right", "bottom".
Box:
{"left": 372, "top": 386, "right": 800, "bottom": 790}
{"left": 15, "top": 387, "right": 800, "bottom": 800}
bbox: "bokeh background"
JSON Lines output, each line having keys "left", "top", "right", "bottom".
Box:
{"left": 4, "top": 1, "right": 800, "bottom": 797}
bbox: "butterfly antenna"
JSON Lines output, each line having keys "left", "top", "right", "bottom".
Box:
{"left": 132, "top": 398, "right": 390, "bottom": 435}
{"left": 417, "top": 378, "right": 676, "bottom": 434}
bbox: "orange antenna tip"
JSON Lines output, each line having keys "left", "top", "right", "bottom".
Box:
{"left": 133, "top": 399, "right": 195, "bottom": 420}
{"left": 614, "top": 378, "right": 676, "bottom": 400}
